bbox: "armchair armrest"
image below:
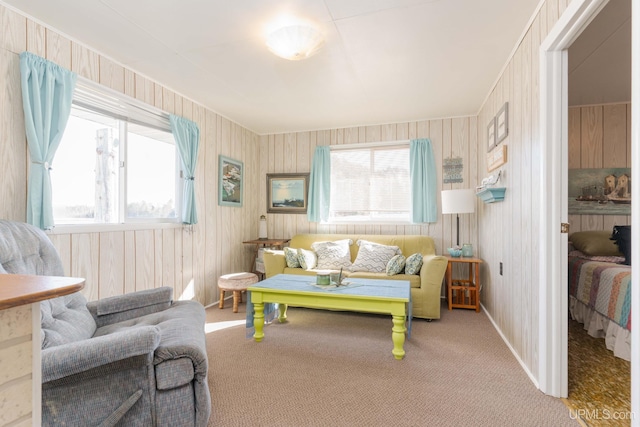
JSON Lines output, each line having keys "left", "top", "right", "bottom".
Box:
{"left": 42, "top": 325, "right": 161, "bottom": 383}
{"left": 263, "top": 250, "right": 286, "bottom": 278}
{"left": 419, "top": 255, "right": 448, "bottom": 290}
{"left": 87, "top": 287, "right": 173, "bottom": 327}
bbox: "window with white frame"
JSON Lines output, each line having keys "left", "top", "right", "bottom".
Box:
{"left": 328, "top": 143, "right": 411, "bottom": 223}
{"left": 52, "top": 80, "right": 180, "bottom": 225}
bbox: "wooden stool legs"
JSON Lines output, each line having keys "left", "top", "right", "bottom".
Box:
{"left": 219, "top": 290, "right": 244, "bottom": 313}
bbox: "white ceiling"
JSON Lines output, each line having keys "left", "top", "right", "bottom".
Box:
{"left": 568, "top": 0, "right": 631, "bottom": 106}
{"left": 2, "top": 0, "right": 543, "bottom": 134}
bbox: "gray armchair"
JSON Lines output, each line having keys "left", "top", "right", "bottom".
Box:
{"left": 0, "top": 220, "right": 211, "bottom": 426}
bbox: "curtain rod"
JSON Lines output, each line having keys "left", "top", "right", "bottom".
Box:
{"left": 329, "top": 139, "right": 411, "bottom": 150}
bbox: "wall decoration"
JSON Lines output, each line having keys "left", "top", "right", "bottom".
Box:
{"left": 487, "top": 145, "right": 507, "bottom": 172}
{"left": 568, "top": 168, "right": 631, "bottom": 215}
{"left": 487, "top": 117, "right": 496, "bottom": 152}
{"left": 267, "top": 173, "right": 310, "bottom": 214}
{"left": 218, "top": 155, "right": 243, "bottom": 207}
{"left": 443, "top": 157, "right": 463, "bottom": 183}
{"left": 496, "top": 102, "right": 509, "bottom": 143}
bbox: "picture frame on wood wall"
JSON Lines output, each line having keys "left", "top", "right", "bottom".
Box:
{"left": 496, "top": 102, "right": 509, "bottom": 143}
{"left": 218, "top": 155, "right": 243, "bottom": 207}
{"left": 267, "top": 173, "right": 310, "bottom": 214}
{"left": 487, "top": 117, "right": 496, "bottom": 152}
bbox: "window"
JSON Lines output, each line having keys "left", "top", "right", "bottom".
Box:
{"left": 52, "top": 80, "right": 179, "bottom": 225}
{"left": 329, "top": 143, "right": 410, "bottom": 223}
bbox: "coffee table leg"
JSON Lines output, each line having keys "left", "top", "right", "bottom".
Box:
{"left": 278, "top": 303, "right": 288, "bottom": 323}
{"left": 253, "top": 302, "right": 264, "bottom": 342}
{"left": 391, "top": 315, "right": 406, "bottom": 360}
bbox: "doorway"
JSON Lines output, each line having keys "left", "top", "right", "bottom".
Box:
{"left": 539, "top": 1, "right": 637, "bottom": 419}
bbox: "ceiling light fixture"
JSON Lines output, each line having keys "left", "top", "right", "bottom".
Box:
{"left": 266, "top": 24, "right": 324, "bottom": 61}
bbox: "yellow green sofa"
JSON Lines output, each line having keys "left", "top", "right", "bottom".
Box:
{"left": 263, "top": 234, "right": 448, "bottom": 320}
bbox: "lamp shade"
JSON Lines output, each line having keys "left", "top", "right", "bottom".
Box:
{"left": 441, "top": 189, "right": 475, "bottom": 214}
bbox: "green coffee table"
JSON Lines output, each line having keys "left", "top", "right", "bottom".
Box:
{"left": 248, "top": 274, "right": 411, "bottom": 360}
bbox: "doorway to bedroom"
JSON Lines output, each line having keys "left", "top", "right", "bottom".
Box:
{"left": 538, "top": 0, "right": 637, "bottom": 410}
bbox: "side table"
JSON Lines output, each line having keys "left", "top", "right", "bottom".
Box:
{"left": 444, "top": 255, "right": 483, "bottom": 312}
{"left": 242, "top": 238, "right": 290, "bottom": 280}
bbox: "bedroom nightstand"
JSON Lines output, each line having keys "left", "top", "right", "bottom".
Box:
{"left": 444, "top": 255, "right": 483, "bottom": 312}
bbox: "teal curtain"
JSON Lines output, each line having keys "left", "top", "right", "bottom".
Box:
{"left": 170, "top": 114, "right": 200, "bottom": 224}
{"left": 20, "top": 52, "right": 77, "bottom": 230}
{"left": 410, "top": 138, "right": 437, "bottom": 223}
{"left": 307, "top": 146, "right": 331, "bottom": 222}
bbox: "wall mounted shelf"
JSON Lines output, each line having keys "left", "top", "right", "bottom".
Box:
{"left": 476, "top": 187, "right": 506, "bottom": 203}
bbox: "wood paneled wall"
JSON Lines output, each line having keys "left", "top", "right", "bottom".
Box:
{"left": 568, "top": 102, "right": 631, "bottom": 233}
{"left": 476, "top": 0, "right": 573, "bottom": 382}
{"left": 0, "top": 4, "right": 260, "bottom": 307}
{"left": 258, "top": 118, "right": 478, "bottom": 259}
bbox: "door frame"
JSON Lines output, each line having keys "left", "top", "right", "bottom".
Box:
{"left": 538, "top": 0, "right": 610, "bottom": 398}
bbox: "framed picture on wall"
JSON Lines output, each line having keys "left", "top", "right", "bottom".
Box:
{"left": 266, "top": 173, "right": 310, "bottom": 214}
{"left": 218, "top": 155, "right": 243, "bottom": 207}
{"left": 496, "top": 102, "right": 509, "bottom": 143}
{"left": 487, "top": 117, "right": 496, "bottom": 152}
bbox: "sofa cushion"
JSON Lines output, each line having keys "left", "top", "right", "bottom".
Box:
{"left": 405, "top": 253, "right": 424, "bottom": 275}
{"left": 41, "top": 293, "right": 97, "bottom": 349}
{"left": 349, "top": 272, "right": 421, "bottom": 288}
{"left": 284, "top": 247, "right": 301, "bottom": 268}
{"left": 386, "top": 254, "right": 406, "bottom": 275}
{"left": 311, "top": 239, "right": 353, "bottom": 270}
{"left": 298, "top": 248, "right": 317, "bottom": 270}
{"left": 350, "top": 240, "right": 401, "bottom": 273}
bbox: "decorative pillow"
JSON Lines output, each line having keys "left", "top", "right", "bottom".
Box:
{"left": 356, "top": 240, "right": 402, "bottom": 255}
{"left": 569, "top": 231, "right": 623, "bottom": 257}
{"left": 298, "top": 248, "right": 317, "bottom": 270}
{"left": 350, "top": 241, "right": 401, "bottom": 273}
{"left": 611, "top": 225, "right": 631, "bottom": 266}
{"left": 386, "top": 254, "right": 406, "bottom": 276}
{"left": 284, "top": 247, "right": 301, "bottom": 268}
{"left": 311, "top": 239, "right": 353, "bottom": 270}
{"left": 404, "top": 253, "right": 424, "bottom": 275}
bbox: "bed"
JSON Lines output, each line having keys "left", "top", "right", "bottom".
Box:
{"left": 568, "top": 230, "right": 631, "bottom": 361}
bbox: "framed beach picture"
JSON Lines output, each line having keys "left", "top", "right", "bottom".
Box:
{"left": 218, "top": 155, "right": 243, "bottom": 207}
{"left": 267, "top": 173, "right": 310, "bottom": 214}
{"left": 496, "top": 102, "right": 509, "bottom": 143}
{"left": 487, "top": 117, "right": 496, "bottom": 152}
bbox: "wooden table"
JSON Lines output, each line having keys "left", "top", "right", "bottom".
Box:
{"left": 0, "top": 274, "right": 85, "bottom": 426}
{"left": 444, "top": 255, "right": 482, "bottom": 312}
{"left": 242, "top": 238, "right": 290, "bottom": 279}
{"left": 248, "top": 274, "right": 410, "bottom": 360}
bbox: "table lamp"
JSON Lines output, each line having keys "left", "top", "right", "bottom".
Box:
{"left": 441, "top": 189, "right": 475, "bottom": 247}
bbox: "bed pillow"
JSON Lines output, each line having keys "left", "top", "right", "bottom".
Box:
{"left": 311, "top": 239, "right": 353, "bottom": 270}
{"left": 404, "top": 253, "right": 424, "bottom": 275}
{"left": 569, "top": 231, "right": 623, "bottom": 257}
{"left": 386, "top": 254, "right": 406, "bottom": 276}
{"left": 284, "top": 247, "right": 301, "bottom": 268}
{"left": 298, "top": 248, "right": 317, "bottom": 270}
{"left": 350, "top": 240, "right": 401, "bottom": 273}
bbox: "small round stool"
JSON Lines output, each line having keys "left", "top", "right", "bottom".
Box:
{"left": 218, "top": 272, "right": 259, "bottom": 313}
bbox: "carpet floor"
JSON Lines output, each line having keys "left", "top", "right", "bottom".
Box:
{"left": 205, "top": 300, "right": 578, "bottom": 426}
{"left": 565, "top": 319, "right": 631, "bottom": 427}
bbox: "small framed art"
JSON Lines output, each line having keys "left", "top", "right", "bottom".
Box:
{"left": 487, "top": 117, "right": 496, "bottom": 152}
{"left": 266, "top": 173, "right": 310, "bottom": 214}
{"left": 218, "top": 155, "right": 243, "bottom": 207}
{"left": 496, "top": 102, "right": 509, "bottom": 143}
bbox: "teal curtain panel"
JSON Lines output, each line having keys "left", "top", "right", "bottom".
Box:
{"left": 20, "top": 52, "right": 77, "bottom": 230}
{"left": 170, "top": 114, "right": 200, "bottom": 225}
{"left": 409, "top": 138, "right": 437, "bottom": 223}
{"left": 307, "top": 146, "right": 331, "bottom": 222}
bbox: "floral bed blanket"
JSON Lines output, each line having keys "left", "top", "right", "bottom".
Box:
{"left": 568, "top": 256, "right": 631, "bottom": 331}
